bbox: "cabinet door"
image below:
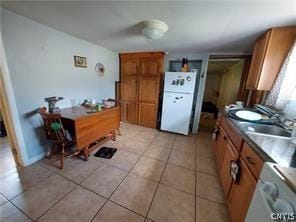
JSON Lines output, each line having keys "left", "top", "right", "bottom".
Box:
{"left": 138, "top": 103, "right": 156, "bottom": 128}
{"left": 139, "top": 57, "right": 161, "bottom": 76}
{"left": 121, "top": 78, "right": 137, "bottom": 101}
{"left": 121, "top": 57, "right": 138, "bottom": 77}
{"left": 219, "top": 139, "right": 239, "bottom": 196}
{"left": 228, "top": 159, "right": 257, "bottom": 222}
{"left": 139, "top": 77, "right": 159, "bottom": 103}
{"left": 213, "top": 127, "right": 228, "bottom": 167}
{"left": 246, "top": 31, "right": 270, "bottom": 89}
{"left": 121, "top": 101, "right": 138, "bottom": 124}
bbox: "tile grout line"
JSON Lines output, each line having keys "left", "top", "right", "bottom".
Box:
{"left": 90, "top": 129, "right": 158, "bottom": 221}
{"left": 195, "top": 133, "right": 229, "bottom": 207}
{"left": 1, "top": 165, "right": 54, "bottom": 201}
{"left": 5, "top": 200, "right": 34, "bottom": 222}
{"left": 36, "top": 161, "right": 107, "bottom": 221}
{"left": 143, "top": 134, "right": 177, "bottom": 221}
{"left": 7, "top": 173, "right": 78, "bottom": 222}
{"left": 33, "top": 184, "right": 78, "bottom": 221}
{"left": 2, "top": 126, "right": 199, "bottom": 222}
{"left": 195, "top": 194, "right": 227, "bottom": 206}
{"left": 11, "top": 159, "right": 106, "bottom": 221}
{"left": 1, "top": 125, "right": 133, "bottom": 221}
{"left": 195, "top": 169, "right": 219, "bottom": 177}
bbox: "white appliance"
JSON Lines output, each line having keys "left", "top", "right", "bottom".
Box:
{"left": 245, "top": 163, "right": 296, "bottom": 222}
{"left": 160, "top": 72, "right": 197, "bottom": 135}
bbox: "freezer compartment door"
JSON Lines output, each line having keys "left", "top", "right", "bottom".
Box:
{"left": 164, "top": 72, "right": 197, "bottom": 94}
{"left": 160, "top": 92, "right": 194, "bottom": 135}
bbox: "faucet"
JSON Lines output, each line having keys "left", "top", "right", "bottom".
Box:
{"left": 272, "top": 114, "right": 295, "bottom": 131}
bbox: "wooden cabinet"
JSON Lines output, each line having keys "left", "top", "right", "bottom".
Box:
{"left": 121, "top": 57, "right": 138, "bottom": 76}
{"left": 246, "top": 26, "right": 296, "bottom": 90}
{"left": 139, "top": 78, "right": 159, "bottom": 103}
{"left": 221, "top": 117, "right": 243, "bottom": 151}
{"left": 139, "top": 103, "right": 156, "bottom": 128}
{"left": 213, "top": 117, "right": 264, "bottom": 222}
{"left": 228, "top": 159, "right": 257, "bottom": 222}
{"left": 241, "top": 142, "right": 264, "bottom": 180}
{"left": 213, "top": 126, "right": 228, "bottom": 167}
{"left": 139, "top": 57, "right": 161, "bottom": 76}
{"left": 121, "top": 78, "right": 137, "bottom": 101}
{"left": 120, "top": 52, "right": 164, "bottom": 128}
{"left": 120, "top": 101, "right": 138, "bottom": 124}
{"left": 219, "top": 139, "right": 239, "bottom": 196}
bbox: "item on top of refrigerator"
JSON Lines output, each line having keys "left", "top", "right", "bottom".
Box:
{"left": 181, "top": 57, "right": 189, "bottom": 72}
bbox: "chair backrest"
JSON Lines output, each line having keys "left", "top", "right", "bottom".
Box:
{"left": 38, "top": 107, "right": 66, "bottom": 142}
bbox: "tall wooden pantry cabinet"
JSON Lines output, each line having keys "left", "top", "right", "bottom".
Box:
{"left": 119, "top": 52, "right": 164, "bottom": 128}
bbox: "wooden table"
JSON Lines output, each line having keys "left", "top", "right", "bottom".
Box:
{"left": 60, "top": 106, "right": 120, "bottom": 159}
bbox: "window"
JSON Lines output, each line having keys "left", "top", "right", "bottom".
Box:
{"left": 265, "top": 41, "right": 296, "bottom": 110}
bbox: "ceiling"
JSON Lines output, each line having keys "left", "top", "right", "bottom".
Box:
{"left": 207, "top": 60, "right": 241, "bottom": 74}
{"left": 1, "top": 1, "right": 296, "bottom": 53}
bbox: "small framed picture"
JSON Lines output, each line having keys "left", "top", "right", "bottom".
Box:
{"left": 191, "top": 68, "right": 198, "bottom": 73}
{"left": 74, "top": 56, "right": 87, "bottom": 68}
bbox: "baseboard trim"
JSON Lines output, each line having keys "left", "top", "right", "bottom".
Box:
{"left": 25, "top": 152, "right": 46, "bottom": 166}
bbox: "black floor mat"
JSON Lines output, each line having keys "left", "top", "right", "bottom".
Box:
{"left": 94, "top": 147, "right": 117, "bottom": 159}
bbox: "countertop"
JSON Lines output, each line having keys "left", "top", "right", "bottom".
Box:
{"left": 274, "top": 165, "right": 296, "bottom": 192}
{"left": 60, "top": 106, "right": 119, "bottom": 120}
{"left": 225, "top": 115, "right": 296, "bottom": 168}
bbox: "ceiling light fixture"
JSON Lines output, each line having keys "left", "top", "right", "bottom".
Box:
{"left": 139, "top": 20, "right": 168, "bottom": 40}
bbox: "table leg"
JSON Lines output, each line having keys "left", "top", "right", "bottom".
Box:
{"left": 83, "top": 147, "right": 89, "bottom": 161}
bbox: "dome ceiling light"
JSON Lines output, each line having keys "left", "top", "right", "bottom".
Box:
{"left": 139, "top": 20, "right": 169, "bottom": 40}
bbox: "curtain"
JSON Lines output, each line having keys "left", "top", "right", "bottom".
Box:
{"left": 265, "top": 41, "right": 296, "bottom": 109}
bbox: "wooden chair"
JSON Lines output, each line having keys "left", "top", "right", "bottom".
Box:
{"left": 38, "top": 107, "right": 73, "bottom": 169}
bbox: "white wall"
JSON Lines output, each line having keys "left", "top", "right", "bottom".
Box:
{"left": 1, "top": 9, "right": 119, "bottom": 164}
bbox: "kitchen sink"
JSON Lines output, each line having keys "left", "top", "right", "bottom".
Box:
{"left": 238, "top": 122, "right": 291, "bottom": 139}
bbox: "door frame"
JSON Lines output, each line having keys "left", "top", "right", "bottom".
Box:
{"left": 0, "top": 35, "right": 28, "bottom": 166}
{"left": 208, "top": 54, "right": 252, "bottom": 104}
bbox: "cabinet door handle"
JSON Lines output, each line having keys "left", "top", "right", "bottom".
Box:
{"left": 246, "top": 156, "right": 256, "bottom": 165}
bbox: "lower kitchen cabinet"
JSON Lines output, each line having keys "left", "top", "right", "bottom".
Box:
{"left": 219, "top": 140, "right": 239, "bottom": 196}
{"left": 213, "top": 116, "right": 263, "bottom": 222}
{"left": 228, "top": 159, "right": 257, "bottom": 222}
{"left": 213, "top": 126, "right": 228, "bottom": 167}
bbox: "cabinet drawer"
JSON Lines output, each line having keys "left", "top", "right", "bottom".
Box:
{"left": 241, "top": 142, "right": 264, "bottom": 180}
{"left": 221, "top": 117, "right": 243, "bottom": 151}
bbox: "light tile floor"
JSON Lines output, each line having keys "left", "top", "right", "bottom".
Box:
{"left": 0, "top": 137, "right": 17, "bottom": 179}
{"left": 0, "top": 123, "right": 230, "bottom": 222}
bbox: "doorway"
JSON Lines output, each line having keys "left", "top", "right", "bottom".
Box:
{"left": 0, "top": 110, "right": 17, "bottom": 178}
{"left": 198, "top": 56, "right": 251, "bottom": 132}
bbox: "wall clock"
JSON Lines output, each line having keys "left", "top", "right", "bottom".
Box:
{"left": 95, "top": 62, "right": 105, "bottom": 77}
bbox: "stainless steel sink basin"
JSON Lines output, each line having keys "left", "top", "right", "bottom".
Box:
{"left": 238, "top": 122, "right": 291, "bottom": 138}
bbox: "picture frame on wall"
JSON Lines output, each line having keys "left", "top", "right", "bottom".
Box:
{"left": 74, "top": 56, "right": 87, "bottom": 68}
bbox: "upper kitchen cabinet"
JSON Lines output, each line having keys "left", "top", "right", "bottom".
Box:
{"left": 246, "top": 26, "right": 296, "bottom": 90}
{"left": 119, "top": 52, "right": 164, "bottom": 128}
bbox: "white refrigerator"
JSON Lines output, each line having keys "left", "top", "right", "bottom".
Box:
{"left": 160, "top": 72, "right": 197, "bottom": 135}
